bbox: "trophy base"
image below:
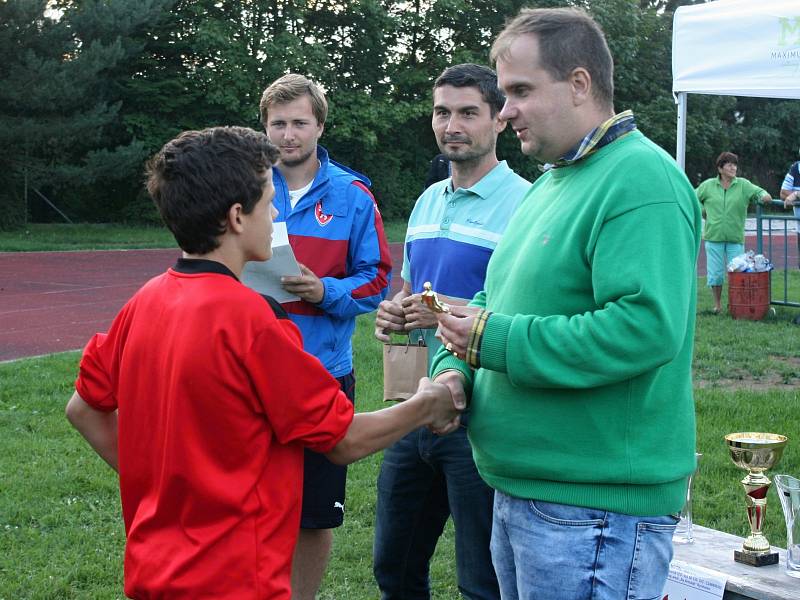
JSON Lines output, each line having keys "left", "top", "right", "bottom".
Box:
{"left": 734, "top": 550, "right": 779, "bottom": 567}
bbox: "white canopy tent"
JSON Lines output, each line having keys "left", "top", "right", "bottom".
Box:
{"left": 672, "top": 0, "right": 800, "bottom": 169}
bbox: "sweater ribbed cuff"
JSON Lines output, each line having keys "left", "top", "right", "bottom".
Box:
{"left": 465, "top": 310, "right": 491, "bottom": 369}
{"left": 431, "top": 354, "right": 473, "bottom": 396}
{"left": 433, "top": 354, "right": 469, "bottom": 378}
{"left": 479, "top": 313, "right": 513, "bottom": 373}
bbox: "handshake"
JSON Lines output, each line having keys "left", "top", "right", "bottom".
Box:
{"left": 410, "top": 376, "right": 465, "bottom": 436}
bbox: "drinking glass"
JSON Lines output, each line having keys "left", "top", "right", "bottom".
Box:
{"left": 774, "top": 474, "right": 800, "bottom": 578}
{"left": 673, "top": 452, "right": 702, "bottom": 544}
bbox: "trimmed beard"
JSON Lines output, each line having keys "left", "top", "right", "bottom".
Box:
{"left": 279, "top": 147, "right": 316, "bottom": 168}
{"left": 441, "top": 144, "right": 493, "bottom": 164}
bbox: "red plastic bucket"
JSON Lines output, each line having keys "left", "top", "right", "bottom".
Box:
{"left": 727, "top": 271, "right": 770, "bottom": 320}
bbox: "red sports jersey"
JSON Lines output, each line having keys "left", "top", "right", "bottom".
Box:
{"left": 75, "top": 259, "right": 354, "bottom": 599}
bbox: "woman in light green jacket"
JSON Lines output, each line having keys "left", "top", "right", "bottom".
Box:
{"left": 695, "top": 151, "right": 771, "bottom": 314}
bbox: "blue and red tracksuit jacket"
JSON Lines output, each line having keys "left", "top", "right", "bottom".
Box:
{"left": 273, "top": 146, "right": 392, "bottom": 377}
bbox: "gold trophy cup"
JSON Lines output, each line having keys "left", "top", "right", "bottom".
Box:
{"left": 725, "top": 432, "right": 788, "bottom": 566}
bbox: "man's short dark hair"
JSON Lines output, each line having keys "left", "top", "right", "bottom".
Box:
{"left": 491, "top": 8, "right": 614, "bottom": 111}
{"left": 146, "top": 126, "right": 279, "bottom": 255}
{"left": 433, "top": 63, "right": 505, "bottom": 116}
{"left": 715, "top": 151, "right": 738, "bottom": 169}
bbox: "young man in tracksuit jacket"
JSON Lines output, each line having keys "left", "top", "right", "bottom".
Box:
{"left": 259, "top": 73, "right": 392, "bottom": 600}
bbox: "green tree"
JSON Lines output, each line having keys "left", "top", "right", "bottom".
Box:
{"left": 0, "top": 0, "right": 177, "bottom": 227}
{"left": 357, "top": 0, "right": 534, "bottom": 217}
{"left": 10, "top": 0, "right": 779, "bottom": 226}
{"left": 705, "top": 97, "right": 800, "bottom": 193}
{"left": 0, "top": 1, "right": 57, "bottom": 228}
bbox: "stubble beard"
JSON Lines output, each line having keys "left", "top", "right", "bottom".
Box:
{"left": 441, "top": 139, "right": 493, "bottom": 165}
{"left": 279, "top": 147, "right": 316, "bottom": 168}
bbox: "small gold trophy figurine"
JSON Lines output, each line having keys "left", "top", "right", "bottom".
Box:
{"left": 421, "top": 282, "right": 451, "bottom": 313}
{"left": 725, "top": 432, "right": 788, "bottom": 567}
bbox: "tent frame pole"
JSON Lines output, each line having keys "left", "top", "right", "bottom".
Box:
{"left": 675, "top": 92, "right": 687, "bottom": 171}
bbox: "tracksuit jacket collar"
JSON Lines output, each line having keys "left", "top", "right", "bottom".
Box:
{"left": 271, "top": 146, "right": 371, "bottom": 219}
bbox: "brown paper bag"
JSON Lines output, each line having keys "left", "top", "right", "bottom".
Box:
{"left": 382, "top": 339, "right": 428, "bottom": 402}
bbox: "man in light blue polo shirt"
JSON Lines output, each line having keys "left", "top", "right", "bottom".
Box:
{"left": 373, "top": 63, "right": 529, "bottom": 600}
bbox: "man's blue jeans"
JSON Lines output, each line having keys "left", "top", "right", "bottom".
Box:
{"left": 491, "top": 491, "right": 677, "bottom": 600}
{"left": 373, "top": 426, "right": 499, "bottom": 599}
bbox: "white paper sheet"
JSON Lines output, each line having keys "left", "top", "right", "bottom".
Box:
{"left": 662, "top": 560, "right": 727, "bottom": 600}
{"left": 241, "top": 222, "right": 302, "bottom": 303}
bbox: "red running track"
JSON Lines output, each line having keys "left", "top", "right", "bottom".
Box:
{"left": 1, "top": 238, "right": 796, "bottom": 362}
{"left": 0, "top": 249, "right": 181, "bottom": 362}
{"left": 0, "top": 244, "right": 402, "bottom": 362}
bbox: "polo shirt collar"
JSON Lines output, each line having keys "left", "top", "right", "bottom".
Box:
{"left": 446, "top": 160, "right": 511, "bottom": 200}
{"left": 174, "top": 258, "right": 238, "bottom": 281}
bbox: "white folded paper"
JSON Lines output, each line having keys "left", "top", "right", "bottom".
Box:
{"left": 241, "top": 222, "right": 302, "bottom": 303}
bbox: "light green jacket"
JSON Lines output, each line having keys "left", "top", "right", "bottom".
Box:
{"left": 695, "top": 177, "right": 770, "bottom": 244}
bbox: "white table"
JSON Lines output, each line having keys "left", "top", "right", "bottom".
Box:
{"left": 672, "top": 525, "right": 799, "bottom": 600}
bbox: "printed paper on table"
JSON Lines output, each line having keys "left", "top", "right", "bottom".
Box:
{"left": 661, "top": 560, "right": 727, "bottom": 600}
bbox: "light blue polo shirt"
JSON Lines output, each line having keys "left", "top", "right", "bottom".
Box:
{"left": 401, "top": 160, "right": 530, "bottom": 362}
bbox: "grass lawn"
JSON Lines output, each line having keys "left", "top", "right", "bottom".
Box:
{"left": 381, "top": 219, "right": 407, "bottom": 244}
{"left": 0, "top": 318, "right": 462, "bottom": 599}
{"left": 1, "top": 266, "right": 799, "bottom": 596}
{"left": 0, "top": 224, "right": 178, "bottom": 252}
{"left": 0, "top": 220, "right": 409, "bottom": 252}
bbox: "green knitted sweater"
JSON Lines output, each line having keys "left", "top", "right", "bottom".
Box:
{"left": 432, "top": 130, "right": 702, "bottom": 516}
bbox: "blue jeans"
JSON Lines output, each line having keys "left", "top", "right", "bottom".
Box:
{"left": 373, "top": 425, "right": 499, "bottom": 600}
{"left": 491, "top": 491, "right": 677, "bottom": 600}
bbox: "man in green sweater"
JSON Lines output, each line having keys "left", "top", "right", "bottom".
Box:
{"left": 430, "top": 8, "right": 701, "bottom": 599}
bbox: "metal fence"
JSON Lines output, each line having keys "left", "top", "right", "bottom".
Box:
{"left": 755, "top": 202, "right": 800, "bottom": 308}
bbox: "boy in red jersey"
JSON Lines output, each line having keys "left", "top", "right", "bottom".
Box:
{"left": 65, "top": 126, "right": 460, "bottom": 600}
